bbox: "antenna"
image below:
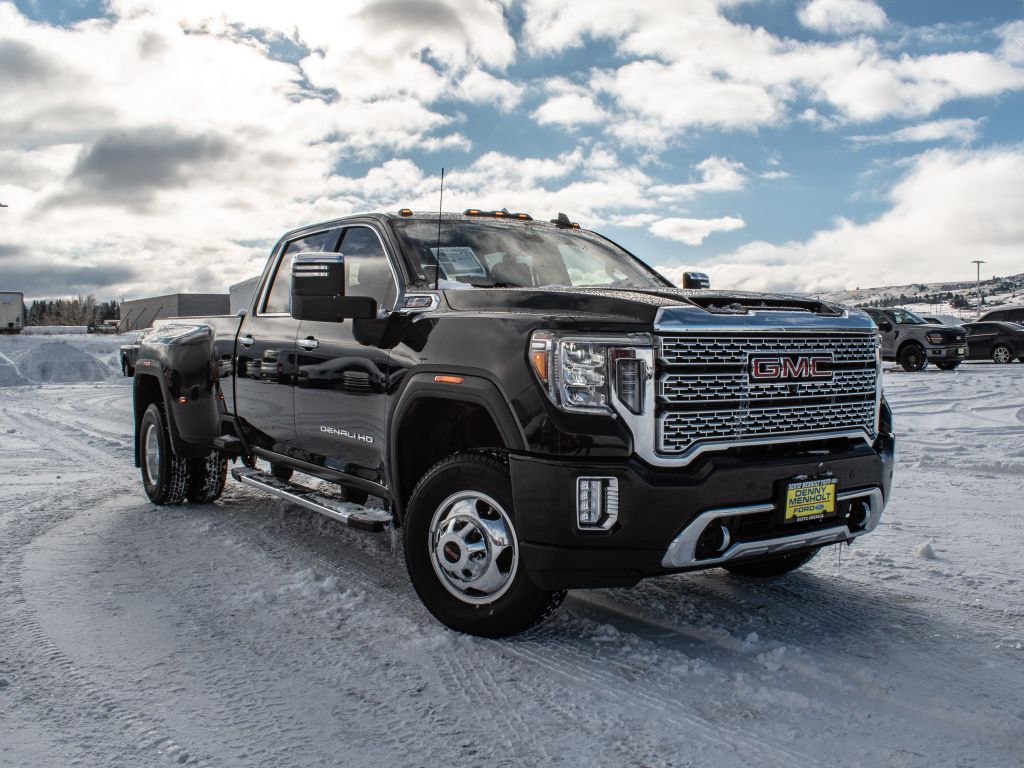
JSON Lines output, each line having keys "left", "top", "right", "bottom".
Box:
{"left": 435, "top": 168, "right": 444, "bottom": 290}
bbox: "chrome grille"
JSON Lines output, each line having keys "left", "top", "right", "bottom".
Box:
{"left": 655, "top": 332, "right": 879, "bottom": 457}
{"left": 659, "top": 334, "right": 878, "bottom": 366}
{"left": 659, "top": 368, "right": 876, "bottom": 404}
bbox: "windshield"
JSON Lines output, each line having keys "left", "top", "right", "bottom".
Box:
{"left": 890, "top": 308, "right": 927, "bottom": 325}
{"left": 392, "top": 219, "right": 669, "bottom": 290}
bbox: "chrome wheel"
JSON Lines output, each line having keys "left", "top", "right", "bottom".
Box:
{"left": 144, "top": 422, "right": 160, "bottom": 486}
{"left": 993, "top": 345, "right": 1011, "bottom": 364}
{"left": 428, "top": 491, "right": 519, "bottom": 605}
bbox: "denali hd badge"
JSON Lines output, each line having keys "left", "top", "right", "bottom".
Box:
{"left": 749, "top": 354, "right": 833, "bottom": 381}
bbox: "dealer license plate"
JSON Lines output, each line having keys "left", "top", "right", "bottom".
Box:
{"left": 784, "top": 478, "right": 837, "bottom": 524}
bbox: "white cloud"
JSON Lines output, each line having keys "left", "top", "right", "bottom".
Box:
{"left": 518, "top": 0, "right": 1024, "bottom": 146}
{"left": 849, "top": 118, "right": 982, "bottom": 146}
{"left": 650, "top": 216, "right": 746, "bottom": 245}
{"left": 798, "top": 0, "right": 888, "bottom": 36}
{"left": 648, "top": 156, "right": 747, "bottom": 200}
{"left": 662, "top": 147, "right": 1024, "bottom": 293}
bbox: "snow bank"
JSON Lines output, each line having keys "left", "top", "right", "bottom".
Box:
{"left": 0, "top": 356, "right": 29, "bottom": 386}
{"left": 21, "top": 326, "right": 89, "bottom": 335}
{"left": 14, "top": 340, "right": 113, "bottom": 384}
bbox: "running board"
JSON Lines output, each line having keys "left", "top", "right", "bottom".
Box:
{"left": 230, "top": 467, "right": 392, "bottom": 532}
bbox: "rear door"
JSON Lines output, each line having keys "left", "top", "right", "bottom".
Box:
{"left": 964, "top": 323, "right": 997, "bottom": 359}
{"left": 294, "top": 224, "right": 400, "bottom": 484}
{"left": 234, "top": 228, "right": 340, "bottom": 450}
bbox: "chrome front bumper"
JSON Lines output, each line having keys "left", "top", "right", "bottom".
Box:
{"left": 661, "top": 486, "right": 885, "bottom": 569}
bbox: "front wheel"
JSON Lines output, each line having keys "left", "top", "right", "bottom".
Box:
{"left": 404, "top": 451, "right": 565, "bottom": 637}
{"left": 935, "top": 361, "right": 961, "bottom": 370}
{"left": 898, "top": 344, "right": 927, "bottom": 372}
{"left": 139, "top": 403, "right": 190, "bottom": 505}
{"left": 992, "top": 345, "right": 1012, "bottom": 364}
{"left": 723, "top": 547, "right": 821, "bottom": 577}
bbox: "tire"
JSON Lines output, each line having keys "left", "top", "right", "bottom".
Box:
{"left": 271, "top": 464, "right": 294, "bottom": 482}
{"left": 992, "top": 345, "right": 1012, "bottom": 364}
{"left": 935, "top": 361, "right": 961, "bottom": 370}
{"left": 187, "top": 451, "right": 228, "bottom": 503}
{"left": 139, "top": 403, "right": 190, "bottom": 505}
{"left": 723, "top": 547, "right": 821, "bottom": 578}
{"left": 403, "top": 451, "right": 566, "bottom": 638}
{"left": 898, "top": 344, "right": 927, "bottom": 372}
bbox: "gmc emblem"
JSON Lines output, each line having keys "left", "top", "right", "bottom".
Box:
{"left": 749, "top": 354, "right": 833, "bottom": 381}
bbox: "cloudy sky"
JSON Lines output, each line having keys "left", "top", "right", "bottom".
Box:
{"left": 2, "top": 0, "right": 1024, "bottom": 300}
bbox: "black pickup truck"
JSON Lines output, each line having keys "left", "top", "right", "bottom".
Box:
{"left": 132, "top": 209, "right": 894, "bottom": 637}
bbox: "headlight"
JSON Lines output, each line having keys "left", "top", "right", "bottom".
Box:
{"left": 925, "top": 332, "right": 945, "bottom": 344}
{"left": 529, "top": 331, "right": 651, "bottom": 414}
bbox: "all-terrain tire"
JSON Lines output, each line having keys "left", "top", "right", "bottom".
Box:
{"left": 992, "top": 345, "right": 1012, "bottom": 364}
{"left": 935, "top": 361, "right": 961, "bottom": 370}
{"left": 723, "top": 547, "right": 821, "bottom": 577}
{"left": 139, "top": 403, "right": 190, "bottom": 505}
{"left": 898, "top": 344, "right": 927, "bottom": 372}
{"left": 187, "top": 451, "right": 228, "bottom": 503}
{"left": 404, "top": 450, "right": 566, "bottom": 638}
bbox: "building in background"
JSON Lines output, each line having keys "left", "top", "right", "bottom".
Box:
{"left": 119, "top": 293, "right": 229, "bottom": 331}
{"left": 229, "top": 276, "right": 260, "bottom": 315}
{"left": 0, "top": 292, "right": 24, "bottom": 333}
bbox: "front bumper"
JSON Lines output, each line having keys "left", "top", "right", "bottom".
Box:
{"left": 510, "top": 434, "right": 895, "bottom": 590}
{"left": 926, "top": 343, "right": 966, "bottom": 360}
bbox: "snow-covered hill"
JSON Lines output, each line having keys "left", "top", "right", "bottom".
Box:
{"left": 817, "top": 272, "right": 1024, "bottom": 321}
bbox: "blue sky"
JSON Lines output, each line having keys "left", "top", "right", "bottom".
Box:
{"left": 2, "top": 0, "right": 1024, "bottom": 299}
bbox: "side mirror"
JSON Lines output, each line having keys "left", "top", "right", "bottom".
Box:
{"left": 876, "top": 320, "right": 893, "bottom": 332}
{"left": 290, "top": 253, "right": 377, "bottom": 322}
{"left": 682, "top": 271, "right": 710, "bottom": 289}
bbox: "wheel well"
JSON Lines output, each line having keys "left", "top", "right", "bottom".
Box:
{"left": 897, "top": 339, "right": 924, "bottom": 357}
{"left": 133, "top": 374, "right": 164, "bottom": 466}
{"left": 394, "top": 397, "right": 505, "bottom": 514}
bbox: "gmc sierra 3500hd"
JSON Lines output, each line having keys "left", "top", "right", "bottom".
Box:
{"left": 132, "top": 209, "right": 895, "bottom": 637}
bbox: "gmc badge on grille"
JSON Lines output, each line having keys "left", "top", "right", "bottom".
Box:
{"left": 749, "top": 354, "right": 834, "bottom": 381}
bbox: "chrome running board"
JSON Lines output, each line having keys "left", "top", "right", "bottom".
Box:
{"left": 661, "top": 487, "right": 884, "bottom": 569}
{"left": 231, "top": 466, "right": 392, "bottom": 532}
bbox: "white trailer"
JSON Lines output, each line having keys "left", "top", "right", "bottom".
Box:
{"left": 0, "top": 292, "right": 23, "bottom": 333}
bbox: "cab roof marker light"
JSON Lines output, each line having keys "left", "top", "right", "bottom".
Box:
{"left": 398, "top": 208, "right": 414, "bottom": 216}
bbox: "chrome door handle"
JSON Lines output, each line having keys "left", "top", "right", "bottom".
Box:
{"left": 297, "top": 337, "right": 319, "bottom": 350}
{"left": 239, "top": 334, "right": 255, "bottom": 347}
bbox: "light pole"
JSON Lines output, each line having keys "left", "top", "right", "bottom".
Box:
{"left": 970, "top": 260, "right": 985, "bottom": 313}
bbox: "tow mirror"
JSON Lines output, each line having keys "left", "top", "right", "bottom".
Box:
{"left": 682, "top": 271, "right": 710, "bottom": 289}
{"left": 290, "top": 252, "right": 377, "bottom": 322}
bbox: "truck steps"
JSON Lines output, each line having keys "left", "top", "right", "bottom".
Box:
{"left": 230, "top": 466, "right": 392, "bottom": 532}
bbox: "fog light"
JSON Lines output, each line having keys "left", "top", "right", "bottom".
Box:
{"left": 576, "top": 477, "right": 619, "bottom": 530}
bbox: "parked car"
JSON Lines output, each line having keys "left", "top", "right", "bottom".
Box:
{"left": 863, "top": 307, "right": 966, "bottom": 371}
{"left": 131, "top": 208, "right": 894, "bottom": 637}
{"left": 962, "top": 321, "right": 1024, "bottom": 363}
{"left": 978, "top": 304, "right": 1024, "bottom": 324}
{"left": 120, "top": 341, "right": 140, "bottom": 376}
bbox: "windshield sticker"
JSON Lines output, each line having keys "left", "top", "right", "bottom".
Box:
{"left": 430, "top": 247, "right": 487, "bottom": 278}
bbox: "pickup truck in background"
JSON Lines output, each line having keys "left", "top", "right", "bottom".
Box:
{"left": 863, "top": 307, "right": 966, "bottom": 371}
{"left": 132, "top": 209, "right": 894, "bottom": 637}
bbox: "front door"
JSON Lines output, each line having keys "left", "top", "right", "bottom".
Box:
{"left": 965, "top": 323, "right": 996, "bottom": 359}
{"left": 294, "top": 224, "right": 399, "bottom": 484}
{"left": 234, "top": 228, "right": 340, "bottom": 451}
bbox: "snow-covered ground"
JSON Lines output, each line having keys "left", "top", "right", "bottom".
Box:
{"left": 0, "top": 338, "right": 1022, "bottom": 767}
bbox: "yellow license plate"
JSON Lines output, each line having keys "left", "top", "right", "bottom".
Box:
{"left": 784, "top": 478, "right": 837, "bottom": 523}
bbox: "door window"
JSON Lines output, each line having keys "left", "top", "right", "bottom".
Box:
{"left": 261, "top": 230, "right": 339, "bottom": 315}
{"left": 340, "top": 227, "right": 398, "bottom": 311}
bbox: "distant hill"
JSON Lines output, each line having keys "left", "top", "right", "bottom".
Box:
{"left": 817, "top": 273, "right": 1024, "bottom": 321}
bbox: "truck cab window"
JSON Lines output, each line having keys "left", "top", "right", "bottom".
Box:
{"left": 262, "top": 230, "right": 338, "bottom": 315}
{"left": 340, "top": 227, "right": 397, "bottom": 311}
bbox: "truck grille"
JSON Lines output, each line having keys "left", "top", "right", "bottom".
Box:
{"left": 655, "top": 333, "right": 879, "bottom": 457}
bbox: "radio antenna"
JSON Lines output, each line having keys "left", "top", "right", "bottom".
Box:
{"left": 434, "top": 167, "right": 444, "bottom": 290}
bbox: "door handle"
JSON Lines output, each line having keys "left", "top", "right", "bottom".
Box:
{"left": 239, "top": 334, "right": 255, "bottom": 347}
{"left": 297, "top": 337, "right": 319, "bottom": 350}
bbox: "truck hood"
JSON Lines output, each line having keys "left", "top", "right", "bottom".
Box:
{"left": 442, "top": 286, "right": 874, "bottom": 331}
